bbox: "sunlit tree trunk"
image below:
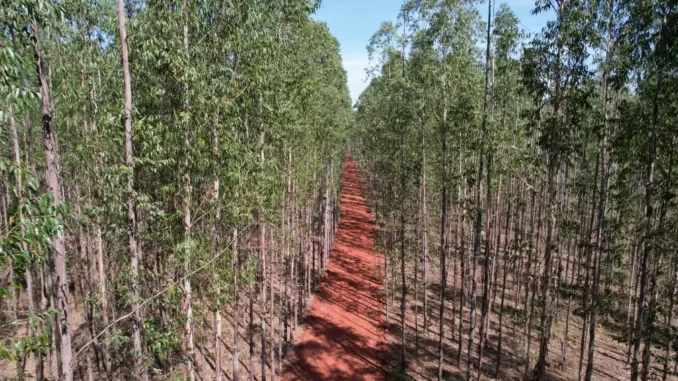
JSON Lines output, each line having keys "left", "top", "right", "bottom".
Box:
{"left": 31, "top": 18, "right": 74, "bottom": 381}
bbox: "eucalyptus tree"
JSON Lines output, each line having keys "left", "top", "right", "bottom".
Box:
{"left": 486, "top": 5, "right": 523, "bottom": 377}
{"left": 0, "top": 10, "right": 55, "bottom": 375}
{"left": 468, "top": 0, "right": 493, "bottom": 378}
{"left": 2, "top": 0, "right": 351, "bottom": 379}
{"left": 355, "top": 0, "right": 678, "bottom": 380}
{"left": 27, "top": 3, "right": 76, "bottom": 379}
{"left": 412, "top": 3, "right": 482, "bottom": 377}
{"left": 521, "top": 1, "right": 595, "bottom": 379}
{"left": 582, "top": 1, "right": 628, "bottom": 379}
{"left": 357, "top": 2, "right": 482, "bottom": 379}
{"left": 407, "top": 25, "right": 437, "bottom": 340}
{"left": 115, "top": 1, "right": 146, "bottom": 379}
{"left": 622, "top": 1, "right": 678, "bottom": 380}
{"left": 366, "top": 18, "right": 402, "bottom": 331}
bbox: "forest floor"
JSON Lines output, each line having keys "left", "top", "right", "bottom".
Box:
{"left": 282, "top": 158, "right": 388, "bottom": 381}
{"left": 380, "top": 240, "right": 678, "bottom": 380}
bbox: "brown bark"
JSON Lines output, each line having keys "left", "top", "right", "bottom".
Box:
{"left": 584, "top": 68, "right": 611, "bottom": 381}
{"left": 496, "top": 173, "right": 513, "bottom": 378}
{"left": 260, "top": 214, "right": 267, "bottom": 381}
{"left": 468, "top": 2, "right": 493, "bottom": 378}
{"left": 233, "top": 228, "right": 240, "bottom": 381}
{"left": 437, "top": 103, "right": 450, "bottom": 381}
{"left": 10, "top": 105, "right": 34, "bottom": 381}
{"left": 116, "top": 1, "right": 146, "bottom": 378}
{"left": 212, "top": 114, "right": 223, "bottom": 381}
{"left": 578, "top": 150, "right": 600, "bottom": 381}
{"left": 422, "top": 149, "right": 430, "bottom": 335}
{"left": 31, "top": 18, "right": 74, "bottom": 381}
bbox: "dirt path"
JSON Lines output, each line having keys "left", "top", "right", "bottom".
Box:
{"left": 283, "top": 158, "right": 387, "bottom": 381}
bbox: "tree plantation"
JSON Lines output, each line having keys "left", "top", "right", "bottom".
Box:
{"left": 1, "top": 0, "right": 677, "bottom": 381}
{"left": 354, "top": 0, "right": 678, "bottom": 380}
{"left": 1, "top": 0, "right": 351, "bottom": 380}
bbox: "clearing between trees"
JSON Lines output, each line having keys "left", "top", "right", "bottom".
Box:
{"left": 283, "top": 158, "right": 387, "bottom": 381}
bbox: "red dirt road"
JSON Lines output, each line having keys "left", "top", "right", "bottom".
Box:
{"left": 283, "top": 158, "right": 387, "bottom": 381}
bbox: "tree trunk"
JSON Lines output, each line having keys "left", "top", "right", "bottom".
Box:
{"left": 96, "top": 222, "right": 110, "bottom": 373}
{"left": 496, "top": 173, "right": 512, "bottom": 378}
{"left": 10, "top": 105, "right": 35, "bottom": 381}
{"left": 400, "top": 114, "right": 407, "bottom": 373}
{"left": 213, "top": 114, "right": 223, "bottom": 381}
{"left": 468, "top": 2, "right": 492, "bottom": 378}
{"left": 31, "top": 18, "right": 74, "bottom": 381}
{"left": 260, "top": 215, "right": 268, "bottom": 381}
{"left": 663, "top": 137, "right": 677, "bottom": 381}
{"left": 181, "top": 6, "right": 196, "bottom": 377}
{"left": 479, "top": 171, "right": 500, "bottom": 381}
{"left": 249, "top": 280, "right": 255, "bottom": 381}
{"left": 437, "top": 106, "right": 450, "bottom": 381}
{"left": 422, "top": 146, "right": 430, "bottom": 336}
{"left": 233, "top": 229, "right": 240, "bottom": 381}
{"left": 117, "top": 2, "right": 146, "bottom": 378}
{"left": 630, "top": 43, "right": 663, "bottom": 381}
{"left": 524, "top": 180, "right": 537, "bottom": 363}
{"left": 584, "top": 70, "right": 611, "bottom": 381}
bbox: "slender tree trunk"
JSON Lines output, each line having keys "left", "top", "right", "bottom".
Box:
{"left": 534, "top": 164, "right": 557, "bottom": 381}
{"left": 260, "top": 214, "right": 268, "bottom": 381}
{"left": 458, "top": 178, "right": 467, "bottom": 367}
{"left": 532, "top": 1, "right": 564, "bottom": 377}
{"left": 24, "top": 114, "right": 45, "bottom": 378}
{"left": 31, "top": 18, "right": 74, "bottom": 381}
{"left": 0, "top": 191, "right": 9, "bottom": 319}
{"left": 627, "top": 242, "right": 639, "bottom": 364}
{"left": 451, "top": 153, "right": 461, "bottom": 344}
{"left": 270, "top": 228, "right": 276, "bottom": 381}
{"left": 249, "top": 280, "right": 254, "bottom": 381}
{"left": 10, "top": 106, "right": 33, "bottom": 381}
{"left": 523, "top": 180, "right": 537, "bottom": 368}
{"left": 181, "top": 6, "right": 196, "bottom": 376}
{"left": 437, "top": 106, "right": 450, "bottom": 381}
{"left": 233, "top": 228, "right": 240, "bottom": 381}
{"left": 584, "top": 71, "right": 611, "bottom": 381}
{"left": 664, "top": 252, "right": 678, "bottom": 381}
{"left": 414, "top": 220, "right": 420, "bottom": 353}
{"left": 324, "top": 169, "right": 330, "bottom": 267}
{"left": 5, "top": 122, "right": 18, "bottom": 326}
{"left": 479, "top": 171, "right": 500, "bottom": 381}
{"left": 562, "top": 178, "right": 583, "bottom": 371}
{"left": 578, "top": 150, "right": 599, "bottom": 381}
{"left": 212, "top": 114, "right": 223, "bottom": 381}
{"left": 116, "top": 2, "right": 146, "bottom": 378}
{"left": 96, "top": 221, "right": 110, "bottom": 373}
{"left": 422, "top": 149, "right": 430, "bottom": 336}
{"left": 663, "top": 136, "right": 677, "bottom": 381}
{"left": 468, "top": 2, "right": 492, "bottom": 378}
{"left": 399, "top": 19, "right": 408, "bottom": 372}
{"left": 399, "top": 112, "right": 407, "bottom": 373}
{"left": 496, "top": 173, "right": 512, "bottom": 378}
{"left": 631, "top": 40, "right": 663, "bottom": 381}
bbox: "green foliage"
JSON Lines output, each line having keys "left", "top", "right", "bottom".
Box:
{"left": 1, "top": 0, "right": 352, "bottom": 376}
{"left": 354, "top": 0, "right": 678, "bottom": 378}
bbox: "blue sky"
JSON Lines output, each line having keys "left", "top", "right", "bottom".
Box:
{"left": 313, "top": 0, "right": 554, "bottom": 103}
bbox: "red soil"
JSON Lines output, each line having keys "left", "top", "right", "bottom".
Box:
{"left": 283, "top": 158, "right": 387, "bottom": 381}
